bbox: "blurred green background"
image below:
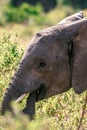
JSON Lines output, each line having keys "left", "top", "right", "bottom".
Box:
{"left": 0, "top": 0, "right": 87, "bottom": 130}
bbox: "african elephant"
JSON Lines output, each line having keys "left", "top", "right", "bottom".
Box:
{"left": 1, "top": 11, "right": 87, "bottom": 119}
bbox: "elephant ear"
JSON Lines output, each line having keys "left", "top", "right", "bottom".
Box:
{"left": 61, "top": 18, "right": 87, "bottom": 94}
{"left": 72, "top": 20, "right": 87, "bottom": 94}
{"left": 58, "top": 11, "right": 83, "bottom": 24}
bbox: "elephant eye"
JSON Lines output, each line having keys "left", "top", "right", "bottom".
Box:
{"left": 39, "top": 61, "right": 46, "bottom": 67}
{"left": 37, "top": 60, "right": 47, "bottom": 72}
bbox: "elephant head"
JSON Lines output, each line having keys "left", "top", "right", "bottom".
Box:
{"left": 1, "top": 11, "right": 87, "bottom": 119}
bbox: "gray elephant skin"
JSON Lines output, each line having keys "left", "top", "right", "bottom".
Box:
{"left": 1, "top": 11, "right": 87, "bottom": 119}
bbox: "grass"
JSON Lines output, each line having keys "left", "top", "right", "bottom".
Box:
{"left": 0, "top": 3, "right": 87, "bottom": 130}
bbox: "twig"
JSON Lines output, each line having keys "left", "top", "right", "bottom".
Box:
{"left": 0, "top": 69, "right": 8, "bottom": 80}
{"left": 77, "top": 92, "right": 87, "bottom": 130}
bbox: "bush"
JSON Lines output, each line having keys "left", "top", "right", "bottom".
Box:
{"left": 3, "top": 3, "right": 43, "bottom": 23}
{"left": 0, "top": 34, "right": 23, "bottom": 100}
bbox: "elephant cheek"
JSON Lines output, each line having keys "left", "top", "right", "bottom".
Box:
{"left": 44, "top": 80, "right": 71, "bottom": 99}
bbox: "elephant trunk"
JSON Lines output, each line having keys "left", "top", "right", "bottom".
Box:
{"left": 1, "top": 81, "right": 22, "bottom": 115}
{"left": 1, "top": 64, "right": 27, "bottom": 115}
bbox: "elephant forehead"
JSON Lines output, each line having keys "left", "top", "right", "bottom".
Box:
{"left": 27, "top": 43, "right": 54, "bottom": 58}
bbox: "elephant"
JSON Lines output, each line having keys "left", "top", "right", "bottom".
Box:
{"left": 1, "top": 11, "right": 87, "bottom": 119}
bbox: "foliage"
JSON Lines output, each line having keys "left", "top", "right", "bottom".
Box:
{"left": 3, "top": 3, "right": 43, "bottom": 23}
{"left": 0, "top": 1, "right": 40, "bottom": 25}
{"left": 0, "top": 2, "right": 53, "bottom": 26}
{"left": 0, "top": 34, "right": 23, "bottom": 100}
{"left": 10, "top": 0, "right": 57, "bottom": 12}
{"left": 0, "top": 0, "right": 87, "bottom": 25}
{"left": 0, "top": 34, "right": 87, "bottom": 130}
{"left": 62, "top": 0, "right": 87, "bottom": 9}
{"left": 0, "top": 1, "right": 76, "bottom": 26}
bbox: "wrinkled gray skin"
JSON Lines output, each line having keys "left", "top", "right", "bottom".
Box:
{"left": 1, "top": 11, "right": 87, "bottom": 119}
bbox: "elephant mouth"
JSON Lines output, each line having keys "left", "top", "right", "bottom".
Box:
{"left": 15, "top": 83, "right": 46, "bottom": 103}
{"left": 36, "top": 83, "right": 47, "bottom": 101}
